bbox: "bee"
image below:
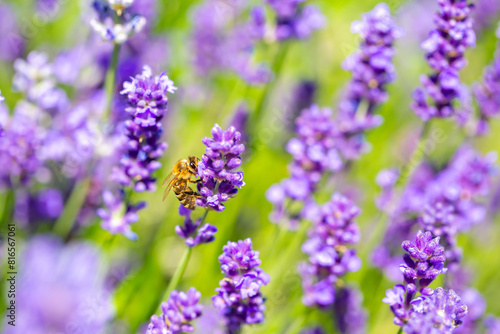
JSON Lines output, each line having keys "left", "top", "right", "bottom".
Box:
{"left": 162, "top": 156, "right": 201, "bottom": 210}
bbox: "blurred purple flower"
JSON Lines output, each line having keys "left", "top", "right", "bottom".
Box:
{"left": 0, "top": 4, "right": 24, "bottom": 61}
{"left": 212, "top": 239, "right": 270, "bottom": 333}
{"left": 147, "top": 288, "right": 203, "bottom": 334}
{"left": 336, "top": 3, "right": 403, "bottom": 159}
{"left": 333, "top": 286, "right": 368, "bottom": 334}
{"left": 411, "top": 0, "right": 476, "bottom": 121}
{"left": 455, "top": 288, "right": 486, "bottom": 333}
{"left": 473, "top": 0, "right": 500, "bottom": 32}
{"left": 0, "top": 104, "right": 44, "bottom": 187}
{"left": 266, "top": 105, "right": 341, "bottom": 228}
{"left": 265, "top": 0, "right": 325, "bottom": 40}
{"left": 299, "top": 193, "right": 362, "bottom": 308}
{"left": 228, "top": 103, "right": 250, "bottom": 146}
{"left": 473, "top": 29, "right": 500, "bottom": 135}
{"left": 2, "top": 236, "right": 113, "bottom": 334}
{"left": 373, "top": 146, "right": 497, "bottom": 279}
{"left": 191, "top": 0, "right": 270, "bottom": 85}
{"left": 97, "top": 190, "right": 145, "bottom": 240}
{"left": 196, "top": 123, "right": 245, "bottom": 212}
{"left": 13, "top": 51, "right": 69, "bottom": 113}
{"left": 484, "top": 315, "right": 500, "bottom": 334}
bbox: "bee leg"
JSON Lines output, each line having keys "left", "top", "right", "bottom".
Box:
{"left": 189, "top": 178, "right": 202, "bottom": 184}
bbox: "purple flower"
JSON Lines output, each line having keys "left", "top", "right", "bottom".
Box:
{"left": 100, "top": 66, "right": 175, "bottom": 239}
{"left": 299, "top": 193, "right": 362, "bottom": 308}
{"left": 265, "top": 0, "right": 325, "bottom": 40}
{"left": 0, "top": 105, "right": 44, "bottom": 187}
{"left": 175, "top": 205, "right": 218, "bottom": 247}
{"left": 228, "top": 103, "right": 250, "bottom": 146}
{"left": 333, "top": 286, "right": 368, "bottom": 334}
{"left": 473, "top": 0, "right": 500, "bottom": 32}
{"left": 383, "top": 230, "right": 469, "bottom": 331}
{"left": 403, "top": 288, "right": 468, "bottom": 333}
{"left": 411, "top": 0, "right": 476, "bottom": 121}
{"left": 212, "top": 239, "right": 270, "bottom": 333}
{"left": 0, "top": 4, "right": 24, "bottom": 61}
{"left": 121, "top": 65, "right": 177, "bottom": 127}
{"left": 474, "top": 31, "right": 500, "bottom": 135}
{"left": 400, "top": 231, "right": 447, "bottom": 296}
{"left": 455, "top": 288, "right": 486, "bottom": 333}
{"left": 266, "top": 105, "right": 341, "bottom": 228}
{"left": 484, "top": 315, "right": 500, "bottom": 334}
{"left": 373, "top": 146, "right": 497, "bottom": 279}
{"left": 147, "top": 288, "right": 203, "bottom": 334}
{"left": 191, "top": 1, "right": 270, "bottom": 85}
{"left": 13, "top": 51, "right": 69, "bottom": 112}
{"left": 336, "top": 3, "right": 403, "bottom": 159}
{"left": 196, "top": 124, "right": 245, "bottom": 212}
{"left": 2, "top": 236, "right": 113, "bottom": 334}
{"left": 97, "top": 190, "right": 145, "bottom": 240}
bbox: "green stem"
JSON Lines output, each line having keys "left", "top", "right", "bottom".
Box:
{"left": 397, "top": 327, "right": 403, "bottom": 334}
{"left": 156, "top": 209, "right": 209, "bottom": 312}
{"left": 397, "top": 121, "right": 432, "bottom": 186}
{"left": 160, "top": 247, "right": 193, "bottom": 305}
{"left": 252, "top": 42, "right": 290, "bottom": 127}
{"left": 0, "top": 189, "right": 15, "bottom": 226}
{"left": 104, "top": 43, "right": 121, "bottom": 119}
{"left": 53, "top": 178, "right": 91, "bottom": 239}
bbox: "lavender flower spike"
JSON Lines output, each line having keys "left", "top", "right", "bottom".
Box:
{"left": 0, "top": 90, "right": 4, "bottom": 102}
{"left": 197, "top": 124, "right": 245, "bottom": 212}
{"left": 100, "top": 66, "right": 175, "bottom": 239}
{"left": 147, "top": 288, "right": 203, "bottom": 334}
{"left": 212, "top": 239, "right": 270, "bottom": 333}
{"left": 114, "top": 65, "right": 175, "bottom": 192}
{"left": 411, "top": 0, "right": 476, "bottom": 121}
{"left": 299, "top": 193, "right": 362, "bottom": 308}
{"left": 400, "top": 230, "right": 447, "bottom": 296}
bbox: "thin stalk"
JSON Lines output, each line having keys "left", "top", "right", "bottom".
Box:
{"left": 0, "top": 189, "right": 15, "bottom": 226}
{"left": 104, "top": 43, "right": 121, "bottom": 119}
{"left": 53, "top": 178, "right": 91, "bottom": 239}
{"left": 252, "top": 42, "right": 290, "bottom": 128}
{"left": 155, "top": 208, "right": 209, "bottom": 312}
{"left": 397, "top": 327, "right": 403, "bottom": 334}
{"left": 397, "top": 121, "right": 432, "bottom": 186}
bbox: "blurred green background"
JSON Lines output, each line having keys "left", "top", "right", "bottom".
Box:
{"left": 0, "top": 0, "right": 499, "bottom": 333}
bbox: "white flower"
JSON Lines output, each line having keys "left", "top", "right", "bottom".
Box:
{"left": 90, "top": 15, "right": 146, "bottom": 44}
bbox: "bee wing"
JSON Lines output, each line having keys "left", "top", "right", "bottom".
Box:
{"left": 162, "top": 171, "right": 174, "bottom": 187}
{"left": 162, "top": 172, "right": 176, "bottom": 202}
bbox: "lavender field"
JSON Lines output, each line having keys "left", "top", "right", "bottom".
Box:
{"left": 0, "top": 0, "right": 500, "bottom": 333}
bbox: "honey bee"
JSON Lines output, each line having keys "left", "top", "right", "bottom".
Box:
{"left": 162, "top": 156, "right": 201, "bottom": 210}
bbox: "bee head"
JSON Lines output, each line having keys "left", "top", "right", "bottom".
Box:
{"left": 187, "top": 156, "right": 199, "bottom": 174}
